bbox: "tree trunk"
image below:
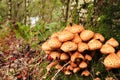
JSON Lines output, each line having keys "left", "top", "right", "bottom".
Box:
{"left": 65, "top": 0, "right": 70, "bottom": 23}
{"left": 25, "top": 0, "right": 30, "bottom": 25}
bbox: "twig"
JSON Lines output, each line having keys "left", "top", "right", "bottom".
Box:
{"left": 51, "top": 61, "right": 71, "bottom": 80}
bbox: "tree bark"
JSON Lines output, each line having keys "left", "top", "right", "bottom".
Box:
{"left": 25, "top": 0, "right": 30, "bottom": 25}
{"left": 65, "top": 0, "right": 70, "bottom": 23}
{"left": 8, "top": 0, "right": 12, "bottom": 20}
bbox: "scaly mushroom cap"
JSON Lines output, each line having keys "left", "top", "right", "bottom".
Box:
{"left": 80, "top": 30, "right": 94, "bottom": 41}
{"left": 50, "top": 51, "right": 60, "bottom": 60}
{"left": 93, "top": 33, "right": 105, "bottom": 42}
{"left": 81, "top": 70, "right": 90, "bottom": 76}
{"left": 88, "top": 39, "right": 102, "bottom": 50}
{"left": 50, "top": 32, "right": 60, "bottom": 38}
{"left": 48, "top": 38, "right": 62, "bottom": 49}
{"left": 58, "top": 31, "right": 74, "bottom": 42}
{"left": 117, "top": 50, "right": 120, "bottom": 58}
{"left": 41, "top": 41, "right": 52, "bottom": 51}
{"left": 85, "top": 54, "right": 92, "bottom": 61}
{"left": 78, "top": 42, "right": 89, "bottom": 52}
{"left": 69, "top": 24, "right": 85, "bottom": 33}
{"left": 72, "top": 33, "right": 82, "bottom": 44}
{"left": 60, "top": 53, "right": 69, "bottom": 61}
{"left": 79, "top": 61, "right": 88, "bottom": 69}
{"left": 61, "top": 41, "right": 77, "bottom": 52}
{"left": 100, "top": 44, "right": 115, "bottom": 54}
{"left": 106, "top": 38, "right": 119, "bottom": 47}
{"left": 73, "top": 67, "right": 80, "bottom": 73}
{"left": 103, "top": 53, "right": 120, "bottom": 69}
{"left": 71, "top": 51, "right": 84, "bottom": 62}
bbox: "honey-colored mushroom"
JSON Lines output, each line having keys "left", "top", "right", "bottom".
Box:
{"left": 81, "top": 70, "right": 90, "bottom": 76}
{"left": 88, "top": 39, "right": 102, "bottom": 50}
{"left": 50, "top": 32, "right": 60, "bottom": 38}
{"left": 72, "top": 33, "right": 82, "bottom": 44}
{"left": 71, "top": 51, "right": 84, "bottom": 62}
{"left": 60, "top": 53, "right": 69, "bottom": 61}
{"left": 41, "top": 41, "right": 52, "bottom": 51}
{"left": 85, "top": 54, "right": 92, "bottom": 61}
{"left": 100, "top": 44, "right": 115, "bottom": 54}
{"left": 46, "top": 61, "right": 58, "bottom": 71}
{"left": 78, "top": 42, "right": 89, "bottom": 52}
{"left": 73, "top": 67, "right": 80, "bottom": 73}
{"left": 67, "top": 65, "right": 74, "bottom": 71}
{"left": 93, "top": 33, "right": 105, "bottom": 42}
{"left": 50, "top": 51, "right": 60, "bottom": 60}
{"left": 70, "top": 62, "right": 77, "bottom": 68}
{"left": 79, "top": 61, "right": 88, "bottom": 69}
{"left": 44, "top": 50, "right": 51, "bottom": 54}
{"left": 55, "top": 64, "right": 62, "bottom": 69}
{"left": 64, "top": 70, "right": 72, "bottom": 75}
{"left": 80, "top": 30, "right": 94, "bottom": 41}
{"left": 103, "top": 52, "right": 120, "bottom": 69}
{"left": 48, "top": 38, "right": 62, "bottom": 49}
{"left": 117, "top": 50, "right": 120, "bottom": 58}
{"left": 58, "top": 31, "right": 74, "bottom": 42}
{"left": 106, "top": 38, "right": 119, "bottom": 47}
{"left": 60, "top": 41, "right": 77, "bottom": 52}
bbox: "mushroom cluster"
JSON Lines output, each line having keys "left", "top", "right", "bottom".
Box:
{"left": 41, "top": 24, "right": 120, "bottom": 76}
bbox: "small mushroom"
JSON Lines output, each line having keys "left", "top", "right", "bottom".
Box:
{"left": 78, "top": 42, "right": 89, "bottom": 52}
{"left": 44, "top": 50, "right": 51, "bottom": 54}
{"left": 80, "top": 30, "right": 94, "bottom": 41}
{"left": 67, "top": 65, "right": 74, "bottom": 71}
{"left": 88, "top": 39, "right": 102, "bottom": 50}
{"left": 55, "top": 64, "right": 62, "bottom": 69}
{"left": 48, "top": 38, "right": 62, "bottom": 49}
{"left": 100, "top": 44, "right": 115, "bottom": 54}
{"left": 64, "top": 70, "right": 72, "bottom": 75}
{"left": 50, "top": 51, "right": 60, "bottom": 60}
{"left": 46, "top": 61, "right": 58, "bottom": 71}
{"left": 106, "top": 38, "right": 119, "bottom": 47}
{"left": 60, "top": 41, "right": 77, "bottom": 52}
{"left": 103, "top": 52, "right": 120, "bottom": 69}
{"left": 93, "top": 33, "right": 105, "bottom": 42}
{"left": 85, "top": 54, "right": 92, "bottom": 61}
{"left": 72, "top": 33, "right": 82, "bottom": 44}
{"left": 50, "top": 32, "right": 60, "bottom": 38}
{"left": 81, "top": 70, "right": 90, "bottom": 76}
{"left": 41, "top": 41, "right": 52, "bottom": 51}
{"left": 58, "top": 31, "right": 74, "bottom": 42}
{"left": 79, "top": 61, "right": 88, "bottom": 69}
{"left": 60, "top": 53, "right": 69, "bottom": 61}
{"left": 71, "top": 51, "right": 84, "bottom": 62}
{"left": 73, "top": 67, "right": 80, "bottom": 73}
{"left": 70, "top": 62, "right": 77, "bottom": 68}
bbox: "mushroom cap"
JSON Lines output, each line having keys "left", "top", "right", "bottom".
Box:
{"left": 55, "top": 64, "right": 62, "bottom": 69}
{"left": 80, "top": 30, "right": 94, "bottom": 41}
{"left": 60, "top": 53, "right": 69, "bottom": 61}
{"left": 70, "top": 62, "right": 77, "bottom": 68}
{"left": 64, "top": 70, "right": 72, "bottom": 75}
{"left": 44, "top": 50, "right": 51, "bottom": 54}
{"left": 79, "top": 61, "right": 88, "bottom": 69}
{"left": 100, "top": 44, "right": 115, "bottom": 54}
{"left": 50, "top": 32, "right": 60, "bottom": 38}
{"left": 78, "top": 42, "right": 89, "bottom": 52}
{"left": 48, "top": 38, "right": 62, "bottom": 49}
{"left": 106, "top": 38, "right": 119, "bottom": 47}
{"left": 85, "top": 54, "right": 92, "bottom": 61}
{"left": 103, "top": 53, "right": 120, "bottom": 69}
{"left": 81, "top": 70, "right": 90, "bottom": 76}
{"left": 117, "top": 50, "right": 120, "bottom": 58}
{"left": 41, "top": 41, "right": 52, "bottom": 51}
{"left": 60, "top": 41, "right": 77, "bottom": 52}
{"left": 46, "top": 61, "right": 58, "bottom": 71}
{"left": 72, "top": 33, "right": 82, "bottom": 44}
{"left": 71, "top": 51, "right": 84, "bottom": 62}
{"left": 58, "top": 31, "right": 74, "bottom": 42}
{"left": 50, "top": 51, "right": 60, "bottom": 60}
{"left": 73, "top": 67, "right": 80, "bottom": 73}
{"left": 68, "top": 24, "right": 85, "bottom": 33}
{"left": 67, "top": 65, "right": 74, "bottom": 71}
{"left": 88, "top": 39, "right": 102, "bottom": 50}
{"left": 93, "top": 33, "right": 105, "bottom": 42}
